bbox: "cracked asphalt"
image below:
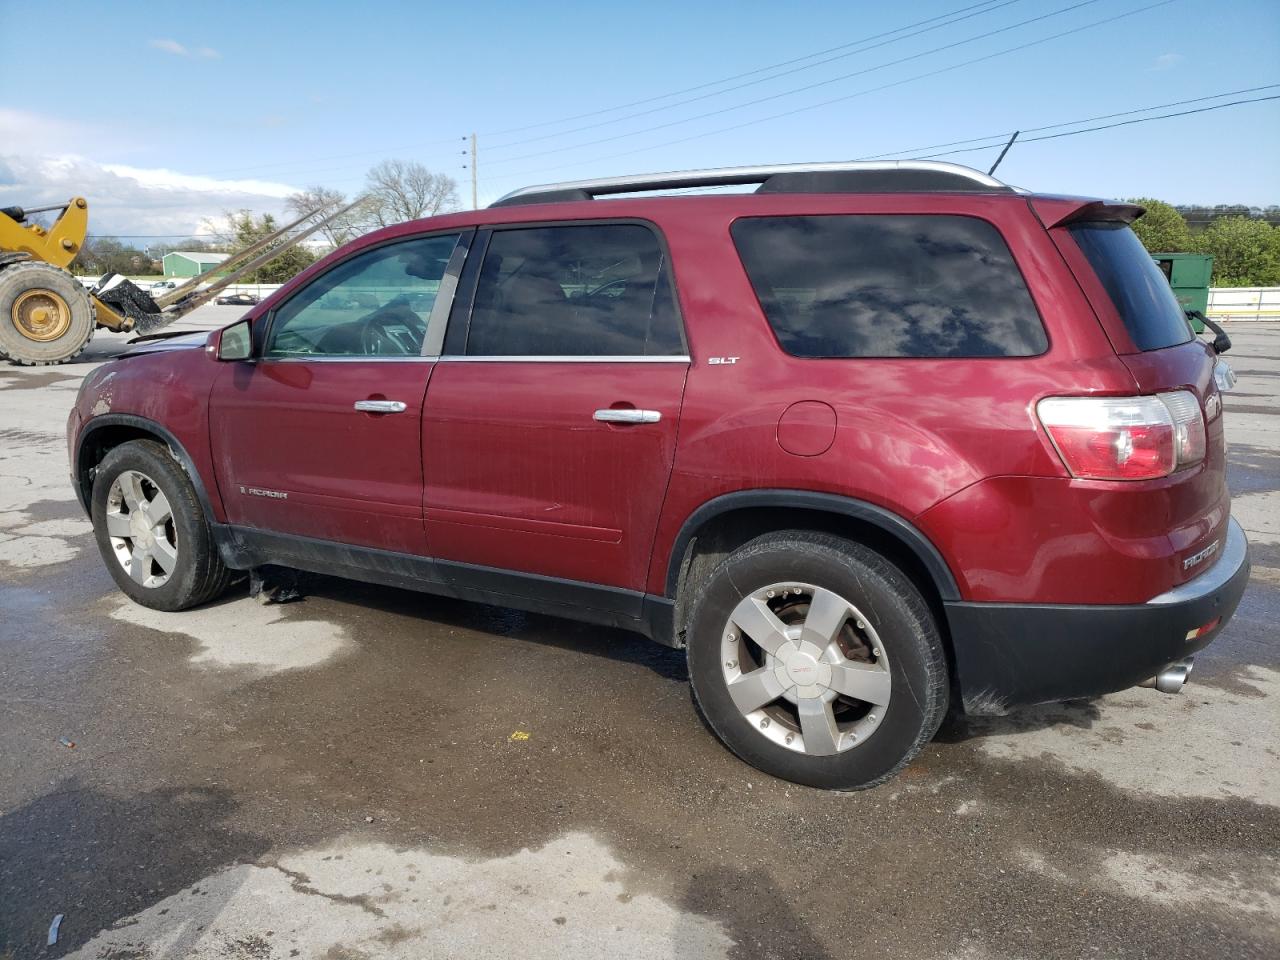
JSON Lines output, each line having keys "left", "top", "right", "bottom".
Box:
{"left": 1, "top": 310, "right": 1277, "bottom": 959}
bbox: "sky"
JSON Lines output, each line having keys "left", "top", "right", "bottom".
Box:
{"left": 1, "top": 0, "right": 1277, "bottom": 243}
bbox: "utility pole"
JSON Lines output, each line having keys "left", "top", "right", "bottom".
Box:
{"left": 470, "top": 133, "right": 478, "bottom": 210}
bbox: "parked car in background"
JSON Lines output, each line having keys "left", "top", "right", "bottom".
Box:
{"left": 67, "top": 160, "right": 1249, "bottom": 790}
{"left": 215, "top": 293, "right": 260, "bottom": 306}
{"left": 149, "top": 279, "right": 178, "bottom": 295}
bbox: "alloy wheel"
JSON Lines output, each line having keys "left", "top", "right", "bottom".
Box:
{"left": 104, "top": 470, "right": 179, "bottom": 588}
{"left": 721, "top": 582, "right": 891, "bottom": 755}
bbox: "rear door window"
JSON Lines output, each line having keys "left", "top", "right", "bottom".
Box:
{"left": 730, "top": 214, "right": 1047, "bottom": 358}
{"left": 1067, "top": 222, "right": 1193, "bottom": 351}
{"left": 463, "top": 223, "right": 684, "bottom": 357}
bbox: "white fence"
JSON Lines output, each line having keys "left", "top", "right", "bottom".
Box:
{"left": 1208, "top": 287, "right": 1280, "bottom": 322}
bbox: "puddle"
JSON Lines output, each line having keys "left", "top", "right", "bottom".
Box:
{"left": 110, "top": 596, "right": 353, "bottom": 674}
{"left": 972, "top": 666, "right": 1280, "bottom": 807}
{"left": 63, "top": 832, "right": 732, "bottom": 959}
{"left": 1102, "top": 850, "right": 1280, "bottom": 920}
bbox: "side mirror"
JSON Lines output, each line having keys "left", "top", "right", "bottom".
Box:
{"left": 216, "top": 319, "right": 253, "bottom": 361}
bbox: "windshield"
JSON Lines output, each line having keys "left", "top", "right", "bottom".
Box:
{"left": 1068, "top": 222, "right": 1193, "bottom": 352}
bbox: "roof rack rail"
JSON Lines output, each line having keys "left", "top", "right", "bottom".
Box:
{"left": 491, "top": 160, "right": 1014, "bottom": 207}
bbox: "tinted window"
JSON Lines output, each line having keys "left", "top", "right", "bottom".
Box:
{"left": 465, "top": 224, "right": 683, "bottom": 357}
{"left": 1069, "top": 222, "right": 1193, "bottom": 351}
{"left": 730, "top": 215, "right": 1047, "bottom": 358}
{"left": 266, "top": 234, "right": 459, "bottom": 357}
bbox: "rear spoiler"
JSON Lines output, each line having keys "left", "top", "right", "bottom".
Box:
{"left": 1030, "top": 197, "right": 1146, "bottom": 229}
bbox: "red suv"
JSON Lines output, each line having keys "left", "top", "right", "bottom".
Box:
{"left": 68, "top": 161, "right": 1250, "bottom": 790}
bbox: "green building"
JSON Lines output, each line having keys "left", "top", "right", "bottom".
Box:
{"left": 162, "top": 251, "right": 229, "bottom": 278}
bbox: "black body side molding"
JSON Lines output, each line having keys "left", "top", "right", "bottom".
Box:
{"left": 213, "top": 525, "right": 676, "bottom": 644}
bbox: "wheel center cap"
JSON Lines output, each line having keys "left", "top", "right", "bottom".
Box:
{"left": 129, "top": 512, "right": 151, "bottom": 542}
{"left": 785, "top": 651, "right": 822, "bottom": 687}
{"left": 773, "top": 643, "right": 832, "bottom": 699}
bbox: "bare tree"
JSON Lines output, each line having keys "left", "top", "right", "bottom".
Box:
{"left": 363, "top": 159, "right": 459, "bottom": 228}
{"left": 285, "top": 185, "right": 361, "bottom": 249}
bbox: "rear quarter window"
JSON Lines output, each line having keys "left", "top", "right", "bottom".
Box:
{"left": 1067, "top": 222, "right": 1193, "bottom": 352}
{"left": 730, "top": 214, "right": 1047, "bottom": 359}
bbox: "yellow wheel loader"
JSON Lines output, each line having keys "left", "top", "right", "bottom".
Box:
{"left": 0, "top": 196, "right": 365, "bottom": 365}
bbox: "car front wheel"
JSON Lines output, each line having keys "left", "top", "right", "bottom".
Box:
{"left": 686, "top": 531, "right": 949, "bottom": 790}
{"left": 90, "top": 439, "right": 237, "bottom": 611}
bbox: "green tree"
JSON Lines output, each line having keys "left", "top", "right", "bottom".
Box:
{"left": 1127, "top": 198, "right": 1192, "bottom": 253}
{"left": 74, "top": 237, "right": 160, "bottom": 276}
{"left": 1194, "top": 216, "right": 1280, "bottom": 287}
{"left": 203, "top": 210, "right": 318, "bottom": 283}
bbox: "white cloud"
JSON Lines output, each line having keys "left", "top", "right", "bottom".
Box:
{"left": 0, "top": 153, "right": 299, "bottom": 239}
{"left": 150, "top": 38, "right": 188, "bottom": 55}
{"left": 1149, "top": 52, "right": 1184, "bottom": 71}
{"left": 0, "top": 108, "right": 298, "bottom": 237}
{"left": 149, "top": 38, "right": 220, "bottom": 59}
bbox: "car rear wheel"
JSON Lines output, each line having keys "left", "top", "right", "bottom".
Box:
{"left": 686, "top": 531, "right": 949, "bottom": 790}
{"left": 91, "top": 440, "right": 237, "bottom": 611}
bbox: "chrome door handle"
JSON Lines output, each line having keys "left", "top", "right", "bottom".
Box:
{"left": 354, "top": 400, "right": 407, "bottom": 414}
{"left": 593, "top": 408, "right": 661, "bottom": 424}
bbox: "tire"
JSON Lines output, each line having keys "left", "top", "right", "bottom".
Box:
{"left": 90, "top": 440, "right": 237, "bottom": 611}
{"left": 0, "top": 261, "right": 95, "bottom": 365}
{"left": 686, "top": 531, "right": 949, "bottom": 790}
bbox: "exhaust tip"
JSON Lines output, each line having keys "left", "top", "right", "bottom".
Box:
{"left": 1141, "top": 657, "right": 1195, "bottom": 695}
{"left": 1153, "top": 665, "right": 1189, "bottom": 694}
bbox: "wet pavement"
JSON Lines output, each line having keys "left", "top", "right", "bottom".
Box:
{"left": 1, "top": 311, "right": 1277, "bottom": 959}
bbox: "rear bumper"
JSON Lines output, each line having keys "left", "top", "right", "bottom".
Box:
{"left": 945, "top": 517, "right": 1250, "bottom": 714}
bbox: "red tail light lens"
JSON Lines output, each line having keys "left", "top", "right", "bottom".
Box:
{"left": 1036, "top": 391, "right": 1205, "bottom": 481}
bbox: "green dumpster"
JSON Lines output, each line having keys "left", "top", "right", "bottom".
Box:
{"left": 1152, "top": 253, "right": 1214, "bottom": 333}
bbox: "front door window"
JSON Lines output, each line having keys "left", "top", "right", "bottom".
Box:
{"left": 266, "top": 234, "right": 460, "bottom": 358}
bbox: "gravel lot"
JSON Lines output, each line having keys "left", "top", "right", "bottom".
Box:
{"left": 1, "top": 309, "right": 1277, "bottom": 959}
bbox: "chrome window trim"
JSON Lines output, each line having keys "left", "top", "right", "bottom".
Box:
{"left": 263, "top": 355, "right": 438, "bottom": 364}
{"left": 437, "top": 355, "right": 691, "bottom": 364}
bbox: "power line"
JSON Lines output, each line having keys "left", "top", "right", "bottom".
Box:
{"left": 88, "top": 233, "right": 219, "bottom": 238}
{"left": 483, "top": 0, "right": 1014, "bottom": 138}
{"left": 184, "top": 2, "right": 1021, "bottom": 183}
{"left": 481, "top": 0, "right": 1177, "bottom": 187}
{"left": 853, "top": 83, "right": 1280, "bottom": 161}
{"left": 201, "top": 139, "right": 466, "bottom": 179}
{"left": 905, "top": 93, "right": 1280, "bottom": 158}
{"left": 484, "top": 0, "right": 1107, "bottom": 169}
{"left": 182, "top": 2, "right": 1018, "bottom": 182}
{"left": 483, "top": 0, "right": 1027, "bottom": 152}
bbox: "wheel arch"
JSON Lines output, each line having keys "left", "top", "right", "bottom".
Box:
{"left": 664, "top": 490, "right": 961, "bottom": 646}
{"left": 75, "top": 415, "right": 220, "bottom": 522}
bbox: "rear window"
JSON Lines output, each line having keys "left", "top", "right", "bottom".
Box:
{"left": 730, "top": 214, "right": 1047, "bottom": 359}
{"left": 1068, "top": 222, "right": 1193, "bottom": 352}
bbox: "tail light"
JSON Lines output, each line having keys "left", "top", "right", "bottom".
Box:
{"left": 1036, "top": 391, "right": 1206, "bottom": 481}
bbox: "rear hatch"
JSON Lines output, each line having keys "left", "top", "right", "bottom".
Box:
{"left": 1037, "top": 198, "right": 1228, "bottom": 591}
